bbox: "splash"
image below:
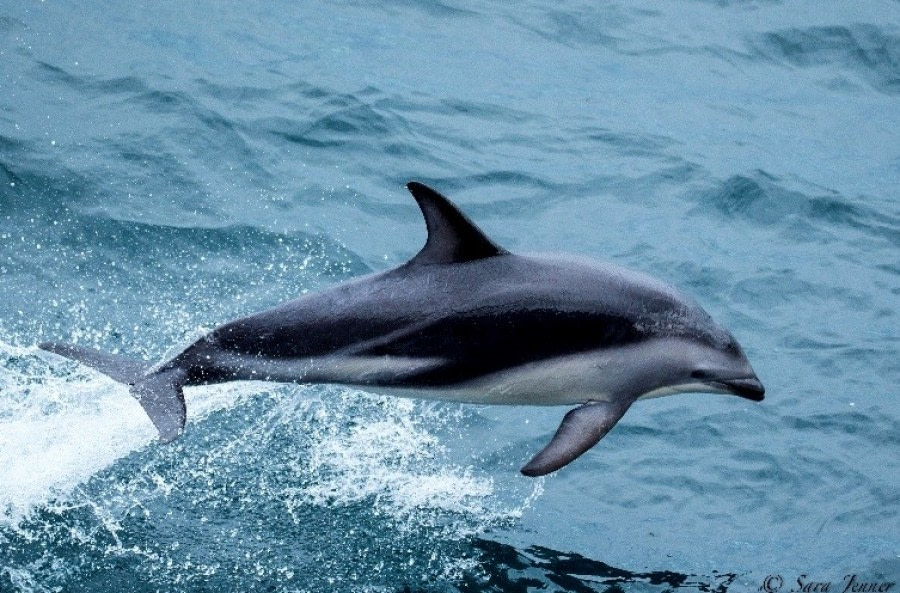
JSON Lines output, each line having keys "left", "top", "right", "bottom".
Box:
{"left": 0, "top": 342, "right": 154, "bottom": 528}
{"left": 0, "top": 341, "right": 268, "bottom": 528}
{"left": 0, "top": 342, "right": 542, "bottom": 591}
{"left": 292, "top": 389, "right": 536, "bottom": 536}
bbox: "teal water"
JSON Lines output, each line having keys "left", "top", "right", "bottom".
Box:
{"left": 1, "top": 1, "right": 898, "bottom": 591}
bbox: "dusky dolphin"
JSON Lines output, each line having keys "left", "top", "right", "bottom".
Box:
{"left": 40, "top": 182, "right": 764, "bottom": 476}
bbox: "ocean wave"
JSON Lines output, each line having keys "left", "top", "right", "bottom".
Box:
{"left": 752, "top": 25, "right": 900, "bottom": 95}
{"left": 694, "top": 171, "right": 900, "bottom": 247}
{"left": 461, "top": 538, "right": 738, "bottom": 593}
{"left": 0, "top": 211, "right": 368, "bottom": 357}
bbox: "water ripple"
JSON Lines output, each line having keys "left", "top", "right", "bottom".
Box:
{"left": 753, "top": 25, "right": 900, "bottom": 95}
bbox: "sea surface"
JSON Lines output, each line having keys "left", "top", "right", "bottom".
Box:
{"left": 1, "top": 1, "right": 898, "bottom": 591}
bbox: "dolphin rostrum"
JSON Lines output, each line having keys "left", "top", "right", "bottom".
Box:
{"left": 40, "top": 182, "right": 764, "bottom": 476}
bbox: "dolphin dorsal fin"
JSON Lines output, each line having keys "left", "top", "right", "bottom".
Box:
{"left": 406, "top": 181, "right": 508, "bottom": 266}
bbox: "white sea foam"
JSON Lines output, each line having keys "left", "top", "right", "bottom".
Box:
{"left": 289, "top": 388, "right": 542, "bottom": 538}
{"left": 0, "top": 342, "right": 245, "bottom": 529}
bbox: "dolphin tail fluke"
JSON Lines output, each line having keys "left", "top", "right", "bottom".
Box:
{"left": 520, "top": 400, "right": 632, "bottom": 477}
{"left": 39, "top": 341, "right": 150, "bottom": 385}
{"left": 130, "top": 367, "right": 188, "bottom": 443}
{"left": 39, "top": 341, "right": 187, "bottom": 443}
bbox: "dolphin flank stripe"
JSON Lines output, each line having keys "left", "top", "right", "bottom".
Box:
{"left": 39, "top": 181, "right": 764, "bottom": 476}
{"left": 356, "top": 307, "right": 643, "bottom": 387}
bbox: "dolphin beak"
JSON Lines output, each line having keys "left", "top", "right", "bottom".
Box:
{"left": 710, "top": 376, "right": 765, "bottom": 402}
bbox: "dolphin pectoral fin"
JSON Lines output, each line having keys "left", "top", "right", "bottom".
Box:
{"left": 520, "top": 400, "right": 632, "bottom": 477}
{"left": 130, "top": 367, "right": 188, "bottom": 444}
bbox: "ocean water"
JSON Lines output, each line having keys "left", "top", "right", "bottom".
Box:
{"left": 1, "top": 0, "right": 898, "bottom": 591}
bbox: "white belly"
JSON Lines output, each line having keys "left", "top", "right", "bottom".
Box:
{"left": 362, "top": 351, "right": 622, "bottom": 406}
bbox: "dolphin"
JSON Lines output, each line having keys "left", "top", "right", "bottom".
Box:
{"left": 40, "top": 182, "right": 764, "bottom": 476}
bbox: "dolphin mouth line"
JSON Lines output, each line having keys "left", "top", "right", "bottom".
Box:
{"left": 707, "top": 377, "right": 765, "bottom": 402}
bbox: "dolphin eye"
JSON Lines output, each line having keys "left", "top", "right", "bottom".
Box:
{"left": 691, "top": 369, "right": 712, "bottom": 380}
